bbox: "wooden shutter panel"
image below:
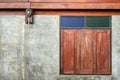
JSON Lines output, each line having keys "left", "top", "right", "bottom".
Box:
{"left": 61, "top": 29, "right": 111, "bottom": 74}
{"left": 61, "top": 30, "right": 75, "bottom": 74}
{"left": 95, "top": 29, "right": 110, "bottom": 74}
{"left": 75, "top": 29, "right": 95, "bottom": 74}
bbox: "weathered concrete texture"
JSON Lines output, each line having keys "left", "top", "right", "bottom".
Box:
{"left": 0, "top": 16, "right": 24, "bottom": 80}
{"left": 56, "top": 76, "right": 112, "bottom": 80}
{"left": 24, "top": 16, "right": 59, "bottom": 80}
{"left": 112, "top": 16, "right": 120, "bottom": 80}
{"left": 24, "top": 15, "right": 114, "bottom": 80}
{"left": 0, "top": 15, "right": 120, "bottom": 80}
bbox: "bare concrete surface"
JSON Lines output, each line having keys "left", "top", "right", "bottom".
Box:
{"left": 0, "top": 15, "right": 120, "bottom": 80}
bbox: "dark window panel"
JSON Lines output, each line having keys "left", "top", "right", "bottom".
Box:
{"left": 86, "top": 16, "right": 110, "bottom": 27}
{"left": 61, "top": 16, "right": 85, "bottom": 28}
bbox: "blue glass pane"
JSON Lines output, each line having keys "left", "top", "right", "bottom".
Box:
{"left": 61, "top": 16, "right": 85, "bottom": 28}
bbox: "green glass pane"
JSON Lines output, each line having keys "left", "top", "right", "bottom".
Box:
{"left": 86, "top": 16, "right": 111, "bottom": 27}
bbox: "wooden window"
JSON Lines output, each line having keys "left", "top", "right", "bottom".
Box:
{"left": 60, "top": 16, "right": 111, "bottom": 74}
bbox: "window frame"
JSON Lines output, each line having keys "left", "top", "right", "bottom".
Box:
{"left": 60, "top": 16, "right": 112, "bottom": 75}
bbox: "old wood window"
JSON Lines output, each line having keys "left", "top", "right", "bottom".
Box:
{"left": 60, "top": 16, "right": 111, "bottom": 74}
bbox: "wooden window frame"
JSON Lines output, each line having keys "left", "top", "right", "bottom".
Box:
{"left": 60, "top": 16, "right": 112, "bottom": 75}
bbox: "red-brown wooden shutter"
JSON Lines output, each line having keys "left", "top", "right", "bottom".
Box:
{"left": 75, "top": 29, "right": 95, "bottom": 74}
{"left": 61, "top": 30, "right": 75, "bottom": 74}
{"left": 95, "top": 29, "right": 110, "bottom": 74}
{"left": 61, "top": 29, "right": 110, "bottom": 74}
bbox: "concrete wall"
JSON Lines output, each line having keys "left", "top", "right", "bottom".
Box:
{"left": 0, "top": 15, "right": 120, "bottom": 80}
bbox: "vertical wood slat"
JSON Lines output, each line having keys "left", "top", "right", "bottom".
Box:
{"left": 95, "top": 29, "right": 110, "bottom": 74}
{"left": 61, "top": 30, "right": 75, "bottom": 74}
{"left": 75, "top": 29, "right": 95, "bottom": 74}
{"left": 61, "top": 29, "right": 110, "bottom": 74}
